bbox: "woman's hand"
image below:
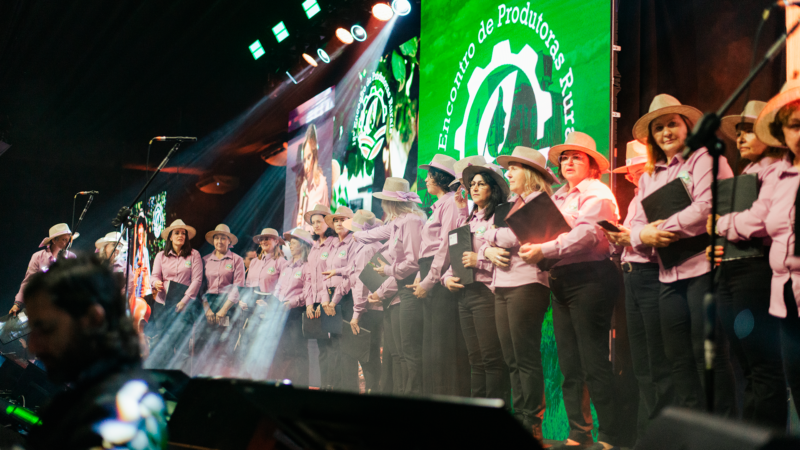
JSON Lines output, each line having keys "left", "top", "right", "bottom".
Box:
{"left": 205, "top": 308, "right": 216, "bottom": 325}
{"left": 413, "top": 285, "right": 428, "bottom": 298}
{"left": 306, "top": 304, "right": 315, "bottom": 319}
{"left": 367, "top": 293, "right": 382, "bottom": 304}
{"left": 484, "top": 247, "right": 511, "bottom": 268}
{"left": 256, "top": 299, "right": 268, "bottom": 307}
{"left": 215, "top": 310, "right": 226, "bottom": 325}
{"left": 8, "top": 304, "right": 20, "bottom": 317}
{"left": 454, "top": 186, "right": 468, "bottom": 209}
{"left": 314, "top": 305, "right": 322, "bottom": 318}
{"left": 322, "top": 269, "right": 337, "bottom": 280}
{"left": 445, "top": 277, "right": 464, "bottom": 292}
{"left": 640, "top": 220, "right": 679, "bottom": 248}
{"left": 707, "top": 214, "right": 720, "bottom": 236}
{"left": 706, "top": 245, "right": 724, "bottom": 267}
{"left": 519, "top": 243, "right": 545, "bottom": 265}
{"left": 175, "top": 302, "right": 186, "bottom": 313}
{"left": 350, "top": 318, "right": 360, "bottom": 335}
{"left": 322, "top": 302, "right": 336, "bottom": 316}
{"left": 462, "top": 251, "right": 478, "bottom": 268}
{"left": 603, "top": 225, "right": 631, "bottom": 247}
{"left": 239, "top": 301, "right": 249, "bottom": 311}
{"left": 374, "top": 259, "right": 388, "bottom": 276}
{"left": 153, "top": 280, "right": 164, "bottom": 293}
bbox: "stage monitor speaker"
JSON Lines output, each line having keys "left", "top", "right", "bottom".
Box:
{"left": 146, "top": 369, "right": 191, "bottom": 401}
{"left": 639, "top": 407, "right": 799, "bottom": 450}
{"left": 168, "top": 378, "right": 540, "bottom": 450}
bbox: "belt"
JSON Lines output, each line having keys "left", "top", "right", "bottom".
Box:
{"left": 621, "top": 262, "right": 659, "bottom": 273}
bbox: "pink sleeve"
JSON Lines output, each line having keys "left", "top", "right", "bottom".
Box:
{"left": 717, "top": 167, "right": 779, "bottom": 242}
{"left": 14, "top": 253, "right": 42, "bottom": 305}
{"left": 375, "top": 276, "right": 398, "bottom": 300}
{"left": 659, "top": 151, "right": 734, "bottom": 237}
{"left": 541, "top": 194, "right": 617, "bottom": 259}
{"left": 354, "top": 224, "right": 391, "bottom": 244}
{"left": 420, "top": 203, "right": 460, "bottom": 291}
{"left": 182, "top": 251, "right": 203, "bottom": 306}
{"left": 151, "top": 253, "right": 164, "bottom": 287}
{"left": 304, "top": 267, "right": 316, "bottom": 307}
{"left": 227, "top": 256, "right": 246, "bottom": 303}
{"left": 383, "top": 217, "right": 422, "bottom": 280}
{"left": 629, "top": 177, "right": 652, "bottom": 250}
{"left": 475, "top": 242, "right": 493, "bottom": 271}
{"left": 482, "top": 226, "right": 520, "bottom": 249}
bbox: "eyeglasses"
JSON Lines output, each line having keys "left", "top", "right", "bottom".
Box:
{"left": 559, "top": 154, "right": 587, "bottom": 164}
{"left": 469, "top": 181, "right": 489, "bottom": 189}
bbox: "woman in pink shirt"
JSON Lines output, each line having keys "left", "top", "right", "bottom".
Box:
{"left": 246, "top": 228, "right": 288, "bottom": 297}
{"left": 628, "top": 94, "right": 736, "bottom": 415}
{"left": 707, "top": 100, "right": 788, "bottom": 428}
{"left": 147, "top": 219, "right": 203, "bottom": 371}
{"left": 354, "top": 177, "right": 426, "bottom": 394}
{"left": 444, "top": 164, "right": 509, "bottom": 405}
{"left": 519, "top": 132, "right": 620, "bottom": 449}
{"left": 268, "top": 228, "right": 314, "bottom": 386}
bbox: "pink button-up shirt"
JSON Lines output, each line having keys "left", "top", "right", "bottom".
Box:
{"left": 629, "top": 148, "right": 734, "bottom": 283}
{"left": 541, "top": 178, "right": 619, "bottom": 267}
{"left": 620, "top": 194, "right": 658, "bottom": 264}
{"left": 418, "top": 192, "right": 467, "bottom": 292}
{"left": 202, "top": 250, "right": 246, "bottom": 303}
{"left": 335, "top": 240, "right": 393, "bottom": 320}
{"left": 323, "top": 233, "right": 359, "bottom": 303}
{"left": 276, "top": 259, "right": 312, "bottom": 309}
{"left": 306, "top": 236, "right": 336, "bottom": 306}
{"left": 444, "top": 207, "right": 495, "bottom": 287}
{"left": 246, "top": 254, "right": 288, "bottom": 295}
{"left": 150, "top": 249, "right": 203, "bottom": 306}
{"left": 717, "top": 156, "right": 788, "bottom": 247}
{"left": 481, "top": 192, "right": 550, "bottom": 289}
{"left": 15, "top": 248, "right": 77, "bottom": 304}
{"left": 355, "top": 213, "right": 426, "bottom": 282}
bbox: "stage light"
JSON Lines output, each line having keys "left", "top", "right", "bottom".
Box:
{"left": 336, "top": 28, "right": 354, "bottom": 44}
{"left": 302, "top": 53, "right": 318, "bottom": 67}
{"left": 249, "top": 40, "right": 265, "bottom": 60}
{"left": 391, "top": 0, "right": 411, "bottom": 16}
{"left": 272, "top": 21, "right": 289, "bottom": 43}
{"left": 372, "top": 3, "right": 393, "bottom": 21}
{"left": 350, "top": 25, "right": 367, "bottom": 42}
{"left": 317, "top": 48, "right": 330, "bottom": 63}
{"left": 302, "top": 0, "right": 321, "bottom": 19}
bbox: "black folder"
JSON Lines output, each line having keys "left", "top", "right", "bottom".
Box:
{"left": 494, "top": 202, "right": 513, "bottom": 228}
{"left": 419, "top": 255, "right": 434, "bottom": 282}
{"left": 0, "top": 313, "right": 30, "bottom": 345}
{"left": 504, "top": 195, "right": 571, "bottom": 271}
{"left": 448, "top": 225, "right": 475, "bottom": 285}
{"left": 715, "top": 174, "right": 764, "bottom": 261}
{"left": 165, "top": 280, "right": 190, "bottom": 310}
{"left": 358, "top": 252, "right": 391, "bottom": 293}
{"left": 302, "top": 313, "right": 328, "bottom": 340}
{"left": 340, "top": 320, "right": 371, "bottom": 362}
{"left": 641, "top": 177, "right": 709, "bottom": 269}
{"left": 321, "top": 290, "right": 344, "bottom": 334}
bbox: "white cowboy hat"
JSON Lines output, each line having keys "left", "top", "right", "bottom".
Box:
{"left": 372, "top": 177, "right": 422, "bottom": 203}
{"left": 450, "top": 155, "right": 488, "bottom": 187}
{"left": 205, "top": 224, "right": 238, "bottom": 246}
{"left": 755, "top": 79, "right": 800, "bottom": 149}
{"left": 496, "top": 146, "right": 558, "bottom": 185}
{"left": 283, "top": 228, "right": 314, "bottom": 246}
{"left": 612, "top": 140, "right": 648, "bottom": 174}
{"left": 39, "top": 223, "right": 79, "bottom": 248}
{"left": 160, "top": 219, "right": 197, "bottom": 240}
{"left": 632, "top": 94, "right": 703, "bottom": 144}
{"left": 419, "top": 154, "right": 457, "bottom": 177}
{"left": 95, "top": 231, "right": 128, "bottom": 250}
{"left": 720, "top": 100, "right": 767, "bottom": 141}
{"left": 462, "top": 163, "right": 511, "bottom": 198}
{"left": 548, "top": 132, "right": 610, "bottom": 173}
{"left": 303, "top": 203, "right": 331, "bottom": 225}
{"left": 343, "top": 210, "right": 383, "bottom": 232}
{"left": 252, "top": 228, "right": 285, "bottom": 246}
{"left": 324, "top": 206, "right": 355, "bottom": 228}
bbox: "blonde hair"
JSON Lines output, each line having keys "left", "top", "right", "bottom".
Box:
{"left": 644, "top": 114, "right": 695, "bottom": 175}
{"left": 292, "top": 238, "right": 311, "bottom": 263}
{"left": 519, "top": 165, "right": 554, "bottom": 197}
{"left": 381, "top": 200, "right": 426, "bottom": 221}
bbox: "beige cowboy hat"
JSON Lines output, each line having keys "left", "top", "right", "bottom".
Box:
{"left": 95, "top": 231, "right": 128, "bottom": 250}
{"left": 303, "top": 203, "right": 331, "bottom": 225}
{"left": 419, "top": 154, "right": 457, "bottom": 177}
{"left": 283, "top": 227, "right": 314, "bottom": 246}
{"left": 39, "top": 223, "right": 79, "bottom": 248}
{"left": 632, "top": 94, "right": 703, "bottom": 144}
{"left": 343, "top": 210, "right": 383, "bottom": 232}
{"left": 205, "top": 224, "right": 238, "bottom": 246}
{"left": 612, "top": 140, "right": 648, "bottom": 174}
{"left": 755, "top": 79, "right": 800, "bottom": 148}
{"left": 372, "top": 177, "right": 422, "bottom": 203}
{"left": 548, "top": 132, "right": 610, "bottom": 173}
{"left": 324, "top": 206, "right": 355, "bottom": 228}
{"left": 252, "top": 228, "right": 285, "bottom": 246}
{"left": 450, "top": 155, "right": 488, "bottom": 187}
{"left": 720, "top": 100, "right": 767, "bottom": 141}
{"left": 160, "top": 219, "right": 197, "bottom": 240}
{"left": 462, "top": 163, "right": 511, "bottom": 198}
{"left": 497, "top": 146, "right": 558, "bottom": 185}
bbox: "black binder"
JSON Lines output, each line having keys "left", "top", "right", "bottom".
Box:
{"left": 716, "top": 174, "right": 764, "bottom": 261}
{"left": 302, "top": 313, "right": 328, "bottom": 340}
{"left": 641, "top": 177, "right": 709, "bottom": 269}
{"left": 358, "top": 252, "right": 391, "bottom": 293}
{"left": 340, "top": 320, "right": 371, "bottom": 362}
{"left": 494, "top": 202, "right": 512, "bottom": 228}
{"left": 165, "top": 280, "right": 190, "bottom": 310}
{"left": 0, "top": 313, "right": 30, "bottom": 345}
{"left": 447, "top": 225, "right": 474, "bottom": 285}
{"left": 321, "top": 289, "right": 343, "bottom": 334}
{"left": 504, "top": 194, "right": 571, "bottom": 271}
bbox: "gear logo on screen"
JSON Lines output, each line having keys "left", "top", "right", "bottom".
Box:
{"left": 352, "top": 71, "right": 394, "bottom": 161}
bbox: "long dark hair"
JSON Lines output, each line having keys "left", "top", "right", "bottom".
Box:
{"left": 469, "top": 172, "right": 505, "bottom": 222}
{"left": 429, "top": 167, "right": 457, "bottom": 193}
{"left": 165, "top": 230, "right": 193, "bottom": 258}
{"left": 312, "top": 227, "right": 336, "bottom": 241}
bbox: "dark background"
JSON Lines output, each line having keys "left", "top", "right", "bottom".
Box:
{"left": 0, "top": 0, "right": 790, "bottom": 310}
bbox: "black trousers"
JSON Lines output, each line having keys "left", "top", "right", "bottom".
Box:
{"left": 398, "top": 274, "right": 424, "bottom": 395}
{"left": 623, "top": 263, "right": 674, "bottom": 440}
{"left": 458, "top": 282, "right": 509, "bottom": 400}
{"left": 144, "top": 301, "right": 193, "bottom": 371}
{"left": 781, "top": 280, "right": 800, "bottom": 418}
{"left": 193, "top": 293, "right": 240, "bottom": 376}
{"left": 550, "top": 259, "right": 619, "bottom": 445}
{"left": 358, "top": 309, "right": 383, "bottom": 392}
{"left": 269, "top": 306, "right": 309, "bottom": 386}
{"left": 332, "top": 293, "right": 359, "bottom": 392}
{"left": 423, "top": 283, "right": 471, "bottom": 396}
{"left": 380, "top": 303, "right": 405, "bottom": 394}
{"left": 717, "top": 257, "right": 786, "bottom": 428}
{"left": 495, "top": 282, "right": 550, "bottom": 430}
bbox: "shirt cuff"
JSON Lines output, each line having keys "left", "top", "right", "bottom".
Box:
{"left": 540, "top": 241, "right": 559, "bottom": 259}
{"left": 331, "top": 291, "right": 343, "bottom": 305}
{"left": 352, "top": 311, "right": 363, "bottom": 321}
{"left": 419, "top": 276, "right": 436, "bottom": 292}
{"left": 383, "top": 264, "right": 395, "bottom": 278}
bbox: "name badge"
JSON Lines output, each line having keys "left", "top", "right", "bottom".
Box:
{"left": 294, "top": 271, "right": 302, "bottom": 279}
{"left": 321, "top": 252, "right": 329, "bottom": 260}
{"left": 225, "top": 263, "right": 233, "bottom": 271}
{"left": 338, "top": 250, "right": 347, "bottom": 258}
{"left": 184, "top": 260, "right": 192, "bottom": 268}
{"left": 476, "top": 226, "right": 486, "bottom": 236}
{"left": 678, "top": 170, "right": 692, "bottom": 186}
{"left": 267, "top": 267, "right": 276, "bottom": 274}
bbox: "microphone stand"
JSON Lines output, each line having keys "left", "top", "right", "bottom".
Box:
{"left": 65, "top": 194, "right": 94, "bottom": 256}
{"left": 683, "top": 14, "right": 800, "bottom": 413}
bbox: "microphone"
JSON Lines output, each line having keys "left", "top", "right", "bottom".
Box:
{"left": 77, "top": 191, "right": 99, "bottom": 195}
{"left": 152, "top": 136, "right": 197, "bottom": 142}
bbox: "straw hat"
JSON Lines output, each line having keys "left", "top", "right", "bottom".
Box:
{"left": 450, "top": 155, "right": 488, "bottom": 187}
{"left": 372, "top": 177, "right": 422, "bottom": 203}
{"left": 548, "top": 132, "right": 610, "bottom": 173}
{"left": 612, "top": 140, "right": 648, "bottom": 174}
{"left": 720, "top": 100, "right": 767, "bottom": 141}
{"left": 39, "top": 223, "right": 79, "bottom": 248}
{"left": 324, "top": 206, "right": 355, "bottom": 228}
{"left": 755, "top": 79, "right": 800, "bottom": 148}
{"left": 95, "top": 231, "right": 127, "bottom": 250}
{"left": 497, "top": 146, "right": 558, "bottom": 185}
{"left": 419, "top": 154, "right": 457, "bottom": 177}
{"left": 343, "top": 210, "right": 383, "bottom": 232}
{"left": 303, "top": 203, "right": 331, "bottom": 225}
{"left": 160, "top": 219, "right": 196, "bottom": 240}
{"left": 283, "top": 228, "right": 314, "bottom": 246}
{"left": 252, "top": 228, "right": 285, "bottom": 246}
{"left": 632, "top": 94, "right": 703, "bottom": 144}
{"left": 463, "top": 163, "right": 511, "bottom": 198}
{"left": 205, "top": 224, "right": 238, "bottom": 246}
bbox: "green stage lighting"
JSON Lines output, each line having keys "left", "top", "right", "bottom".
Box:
{"left": 249, "top": 40, "right": 265, "bottom": 60}
{"left": 302, "top": 0, "right": 321, "bottom": 19}
{"left": 272, "top": 22, "right": 289, "bottom": 42}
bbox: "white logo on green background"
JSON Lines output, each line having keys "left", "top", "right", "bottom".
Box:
{"left": 352, "top": 72, "right": 395, "bottom": 161}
